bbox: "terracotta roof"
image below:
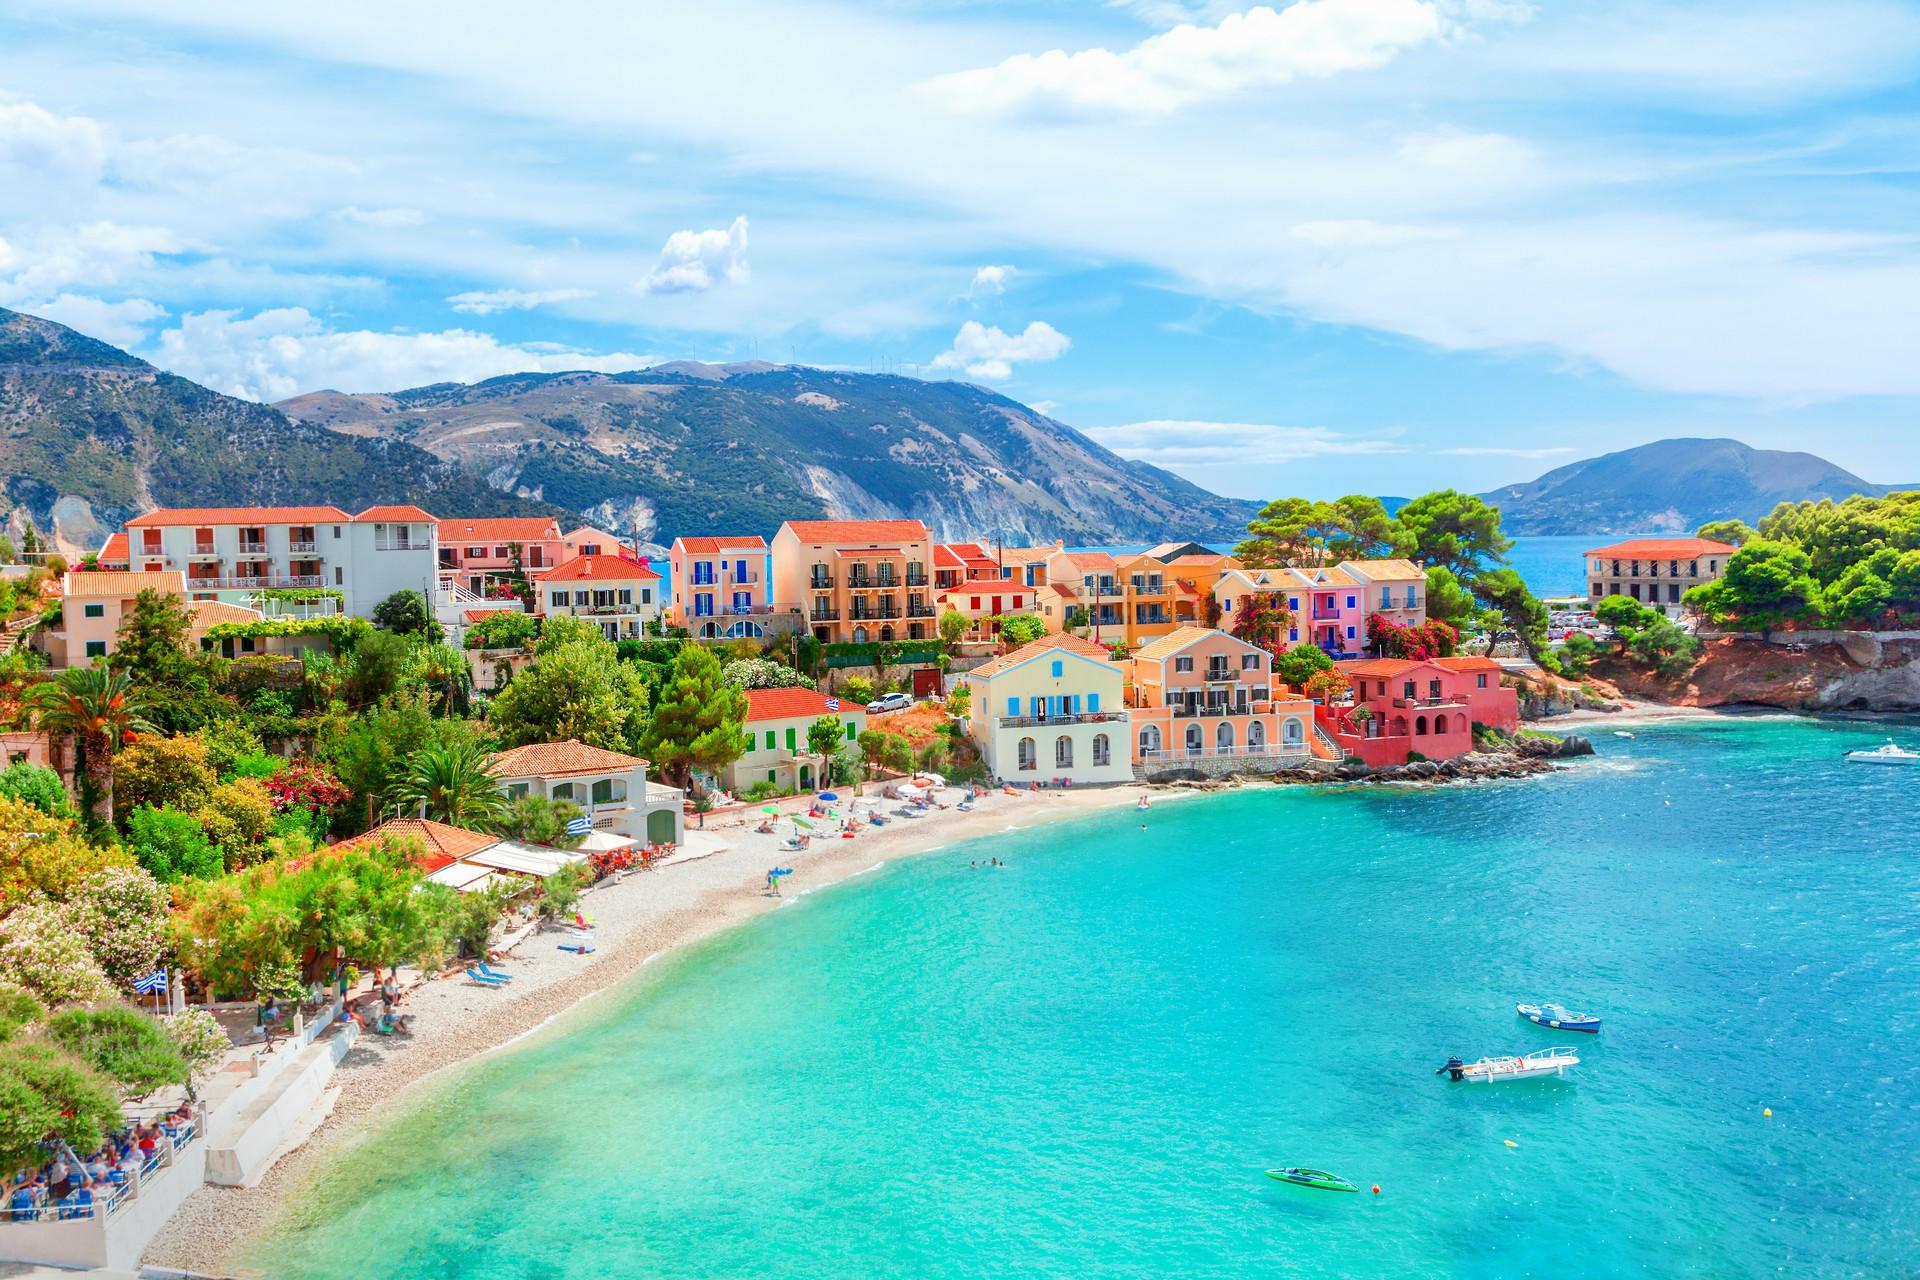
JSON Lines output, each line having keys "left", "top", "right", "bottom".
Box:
{"left": 490, "top": 739, "right": 648, "bottom": 778}
{"left": 1060, "top": 552, "right": 1117, "bottom": 571}
{"left": 1434, "top": 655, "right": 1505, "bottom": 672}
{"left": 933, "top": 545, "right": 965, "bottom": 568}
{"left": 1585, "top": 537, "right": 1737, "bottom": 559}
{"left": 1340, "top": 558, "right": 1424, "bottom": 581}
{"left": 62, "top": 570, "right": 184, "bottom": 597}
{"left": 782, "top": 519, "right": 930, "bottom": 544}
{"left": 354, "top": 505, "right": 438, "bottom": 523}
{"left": 96, "top": 533, "right": 129, "bottom": 564}
{"left": 675, "top": 535, "right": 768, "bottom": 554}
{"left": 186, "top": 600, "right": 264, "bottom": 629}
{"left": 1130, "top": 625, "right": 1249, "bottom": 663}
{"left": 1339, "top": 658, "right": 1429, "bottom": 678}
{"left": 832, "top": 547, "right": 901, "bottom": 558}
{"left": 439, "top": 518, "right": 563, "bottom": 541}
{"left": 1167, "top": 553, "right": 1232, "bottom": 567}
{"left": 463, "top": 608, "right": 515, "bottom": 623}
{"left": 333, "top": 818, "right": 497, "bottom": 872}
{"left": 1274, "top": 565, "right": 1360, "bottom": 589}
{"left": 539, "top": 553, "right": 660, "bottom": 582}
{"left": 743, "top": 687, "right": 859, "bottom": 723}
{"left": 967, "top": 632, "right": 1115, "bottom": 680}
{"left": 938, "top": 584, "right": 1031, "bottom": 604}
{"left": 127, "top": 505, "right": 351, "bottom": 528}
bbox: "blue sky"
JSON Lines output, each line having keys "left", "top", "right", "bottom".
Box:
{"left": 4, "top": 0, "right": 1920, "bottom": 501}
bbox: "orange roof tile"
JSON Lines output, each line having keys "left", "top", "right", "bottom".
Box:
{"left": 439, "top": 518, "right": 563, "bottom": 541}
{"left": 832, "top": 547, "right": 901, "bottom": 558}
{"left": 967, "top": 632, "right": 1115, "bottom": 680}
{"left": 1339, "top": 658, "right": 1428, "bottom": 678}
{"left": 1434, "top": 655, "right": 1505, "bottom": 672}
{"left": 332, "top": 818, "right": 497, "bottom": 872}
{"left": 783, "top": 519, "right": 930, "bottom": 543}
{"left": 1130, "top": 625, "right": 1251, "bottom": 663}
{"left": 186, "top": 600, "right": 264, "bottom": 629}
{"left": 463, "top": 608, "right": 516, "bottom": 623}
{"left": 1340, "top": 558, "right": 1424, "bottom": 580}
{"left": 62, "top": 570, "right": 185, "bottom": 598}
{"left": 127, "top": 505, "right": 351, "bottom": 528}
{"left": 490, "top": 739, "right": 649, "bottom": 778}
{"left": 539, "top": 553, "right": 660, "bottom": 582}
{"left": 96, "top": 532, "right": 129, "bottom": 564}
{"left": 675, "top": 535, "right": 768, "bottom": 553}
{"left": 743, "top": 687, "right": 862, "bottom": 723}
{"left": 353, "top": 505, "right": 438, "bottom": 523}
{"left": 1060, "top": 552, "right": 1117, "bottom": 571}
{"left": 1585, "top": 537, "right": 1736, "bottom": 558}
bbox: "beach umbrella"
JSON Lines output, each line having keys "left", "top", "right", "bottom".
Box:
{"left": 819, "top": 791, "right": 839, "bottom": 802}
{"left": 792, "top": 816, "right": 816, "bottom": 830}
{"left": 762, "top": 805, "right": 781, "bottom": 815}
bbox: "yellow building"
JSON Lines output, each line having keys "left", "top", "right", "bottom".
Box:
{"left": 962, "top": 633, "right": 1132, "bottom": 786}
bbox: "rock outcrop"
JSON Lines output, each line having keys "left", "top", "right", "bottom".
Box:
{"left": 1612, "top": 634, "right": 1920, "bottom": 712}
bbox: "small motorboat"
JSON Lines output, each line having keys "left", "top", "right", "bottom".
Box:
{"left": 1264, "top": 1167, "right": 1358, "bottom": 1193}
{"left": 1517, "top": 1002, "right": 1601, "bottom": 1033}
{"left": 1845, "top": 742, "right": 1920, "bottom": 765}
{"left": 1438, "top": 1045, "right": 1580, "bottom": 1082}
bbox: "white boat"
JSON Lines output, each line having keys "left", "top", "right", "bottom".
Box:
{"left": 1438, "top": 1046, "right": 1580, "bottom": 1082}
{"left": 1845, "top": 743, "right": 1920, "bottom": 765}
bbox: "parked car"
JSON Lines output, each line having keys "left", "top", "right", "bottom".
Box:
{"left": 867, "top": 692, "right": 913, "bottom": 714}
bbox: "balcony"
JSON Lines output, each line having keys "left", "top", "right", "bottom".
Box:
{"left": 1171, "top": 703, "right": 1254, "bottom": 718}
{"left": 722, "top": 569, "right": 761, "bottom": 585}
{"left": 995, "top": 711, "right": 1127, "bottom": 728}
{"left": 188, "top": 574, "right": 326, "bottom": 590}
{"left": 907, "top": 603, "right": 936, "bottom": 618}
{"left": 809, "top": 605, "right": 841, "bottom": 621}
{"left": 289, "top": 539, "right": 318, "bottom": 554}
{"left": 809, "top": 574, "right": 835, "bottom": 590}
{"left": 567, "top": 603, "right": 648, "bottom": 617}
{"left": 847, "top": 576, "right": 899, "bottom": 591}
{"left": 1139, "top": 743, "right": 1309, "bottom": 763}
{"left": 190, "top": 544, "right": 219, "bottom": 559}
{"left": 1310, "top": 608, "right": 1341, "bottom": 621}
{"left": 1391, "top": 695, "right": 1465, "bottom": 709}
{"left": 906, "top": 570, "right": 929, "bottom": 587}
{"left": 375, "top": 538, "right": 422, "bottom": 552}
{"left": 849, "top": 606, "right": 899, "bottom": 621}
{"left": 238, "top": 540, "right": 266, "bottom": 555}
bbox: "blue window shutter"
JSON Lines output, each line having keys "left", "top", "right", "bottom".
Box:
{"left": 1007, "top": 696, "right": 1020, "bottom": 715}
{"left": 1346, "top": 626, "right": 1356, "bottom": 639}
{"left": 1088, "top": 692, "right": 1100, "bottom": 712}
{"left": 1051, "top": 659, "right": 1063, "bottom": 677}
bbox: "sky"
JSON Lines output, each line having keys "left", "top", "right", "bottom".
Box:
{"left": 3, "top": 0, "right": 1919, "bottom": 502}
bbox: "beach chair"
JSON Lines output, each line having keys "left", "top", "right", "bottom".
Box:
{"left": 464, "top": 967, "right": 509, "bottom": 987}
{"left": 474, "top": 961, "right": 514, "bottom": 982}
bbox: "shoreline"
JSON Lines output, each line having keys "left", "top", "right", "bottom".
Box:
{"left": 142, "top": 781, "right": 1159, "bottom": 1274}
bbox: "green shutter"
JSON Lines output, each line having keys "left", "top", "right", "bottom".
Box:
{"left": 765, "top": 730, "right": 776, "bottom": 749}
{"left": 785, "top": 727, "right": 797, "bottom": 751}
{"left": 846, "top": 722, "right": 857, "bottom": 741}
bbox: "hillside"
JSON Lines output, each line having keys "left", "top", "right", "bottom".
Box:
{"left": 280, "top": 365, "right": 1260, "bottom": 544}
{"left": 1481, "top": 438, "right": 1906, "bottom": 535}
{"left": 0, "top": 307, "right": 557, "bottom": 556}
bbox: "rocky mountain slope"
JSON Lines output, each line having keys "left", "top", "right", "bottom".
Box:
{"left": 0, "top": 307, "right": 555, "bottom": 556}
{"left": 280, "top": 365, "right": 1260, "bottom": 543}
{"left": 1481, "top": 437, "right": 1907, "bottom": 535}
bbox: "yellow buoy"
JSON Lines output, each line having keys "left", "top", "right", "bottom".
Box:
{"left": 1503, "top": 1139, "right": 1518, "bottom": 1148}
{"left": 1763, "top": 1108, "right": 1772, "bottom": 1118}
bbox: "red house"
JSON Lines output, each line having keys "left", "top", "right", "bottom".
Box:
{"left": 1315, "top": 656, "right": 1518, "bottom": 767}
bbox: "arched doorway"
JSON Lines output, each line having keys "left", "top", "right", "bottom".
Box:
{"left": 798, "top": 763, "right": 813, "bottom": 790}
{"left": 1415, "top": 715, "right": 1428, "bottom": 736}
{"left": 1017, "top": 737, "right": 1036, "bottom": 771}
{"left": 880, "top": 625, "right": 895, "bottom": 642}
{"left": 1185, "top": 724, "right": 1203, "bottom": 756}
{"left": 852, "top": 626, "right": 869, "bottom": 644}
{"left": 1139, "top": 724, "right": 1162, "bottom": 758}
{"left": 1092, "top": 734, "right": 1111, "bottom": 766}
{"left": 1282, "top": 718, "right": 1302, "bottom": 748}
{"left": 1055, "top": 736, "right": 1074, "bottom": 768}
{"left": 1215, "top": 721, "right": 1234, "bottom": 752}
{"left": 1248, "top": 720, "right": 1267, "bottom": 751}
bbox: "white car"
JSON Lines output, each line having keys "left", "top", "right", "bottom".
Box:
{"left": 867, "top": 692, "right": 913, "bottom": 714}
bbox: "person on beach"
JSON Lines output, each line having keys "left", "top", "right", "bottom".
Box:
{"left": 380, "top": 973, "right": 400, "bottom": 1011}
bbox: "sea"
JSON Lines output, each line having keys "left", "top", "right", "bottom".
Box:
{"left": 255, "top": 714, "right": 1919, "bottom": 1279}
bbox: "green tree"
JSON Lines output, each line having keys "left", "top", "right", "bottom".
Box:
{"left": 1558, "top": 631, "right": 1599, "bottom": 676}
{"left": 0, "top": 799, "right": 128, "bottom": 917}
{"left": 111, "top": 589, "right": 195, "bottom": 682}
{"left": 314, "top": 692, "right": 465, "bottom": 832}
{"left": 937, "top": 608, "right": 971, "bottom": 645}
{"left": 856, "top": 728, "right": 914, "bottom": 778}
{"left": 0, "top": 1038, "right": 122, "bottom": 1174}
{"left": 1696, "top": 519, "right": 1756, "bottom": 547}
{"left": 0, "top": 901, "right": 117, "bottom": 1007}
{"left": 640, "top": 644, "right": 747, "bottom": 789}
{"left": 806, "top": 714, "right": 845, "bottom": 760}
{"left": 411, "top": 643, "right": 471, "bottom": 716}
{"left": 26, "top": 665, "right": 157, "bottom": 820}
{"left": 66, "top": 866, "right": 172, "bottom": 990}
{"left": 1323, "top": 495, "right": 1402, "bottom": 562}
{"left": 1594, "top": 594, "right": 1661, "bottom": 644}
{"left": 0, "top": 759, "right": 72, "bottom": 818}
{"left": 112, "top": 734, "right": 218, "bottom": 824}
{"left": 372, "top": 588, "right": 438, "bottom": 639}
{"left": 1685, "top": 539, "right": 1820, "bottom": 632}
{"left": 1228, "top": 596, "right": 1293, "bottom": 655}
{"left": 996, "top": 614, "right": 1046, "bottom": 649}
{"left": 127, "top": 805, "right": 226, "bottom": 882}
{"left": 1475, "top": 568, "right": 1554, "bottom": 667}
{"left": 348, "top": 629, "right": 414, "bottom": 706}
{"left": 1273, "top": 644, "right": 1333, "bottom": 687}
{"left": 388, "top": 741, "right": 508, "bottom": 827}
{"left": 44, "top": 1006, "right": 188, "bottom": 1097}
{"left": 1628, "top": 616, "right": 1702, "bottom": 678}
{"left": 1234, "top": 496, "right": 1322, "bottom": 566}
{"left": 1821, "top": 548, "right": 1898, "bottom": 624}
{"left": 491, "top": 793, "right": 585, "bottom": 848}
{"left": 1423, "top": 565, "right": 1479, "bottom": 629}
{"left": 196, "top": 778, "right": 276, "bottom": 867}
{"left": 535, "top": 614, "right": 606, "bottom": 654}
{"left": 0, "top": 983, "right": 45, "bottom": 1041}
{"left": 489, "top": 636, "right": 652, "bottom": 752}
{"left": 464, "top": 611, "right": 538, "bottom": 651}
{"left": 194, "top": 719, "right": 264, "bottom": 779}
{"left": 1394, "top": 490, "right": 1512, "bottom": 581}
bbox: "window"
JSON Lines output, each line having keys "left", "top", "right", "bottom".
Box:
{"left": 1289, "top": 628, "right": 1298, "bottom": 641}
{"left": 85, "top": 640, "right": 107, "bottom": 659}
{"left": 1476, "top": 674, "right": 1488, "bottom": 689}
{"left": 846, "top": 722, "right": 858, "bottom": 741}
{"left": 467, "top": 545, "right": 486, "bottom": 557}
{"left": 765, "top": 730, "right": 777, "bottom": 750}
{"left": 1051, "top": 659, "right": 1064, "bottom": 677}
{"left": 1054, "top": 736, "right": 1073, "bottom": 767}
{"left": 1006, "top": 697, "right": 1020, "bottom": 716}
{"left": 785, "top": 727, "right": 798, "bottom": 751}
{"left": 591, "top": 778, "right": 627, "bottom": 805}
{"left": 1139, "top": 724, "right": 1162, "bottom": 755}
{"left": 83, "top": 603, "right": 105, "bottom": 618}
{"left": 1087, "top": 693, "right": 1100, "bottom": 712}
{"left": 335, "top": 567, "right": 344, "bottom": 585}
{"left": 619, "top": 589, "right": 633, "bottom": 605}
{"left": 641, "top": 589, "right": 652, "bottom": 604}
{"left": 1093, "top": 734, "right": 1111, "bottom": 766}
{"left": 551, "top": 782, "right": 577, "bottom": 802}
{"left": 1241, "top": 653, "right": 1259, "bottom": 670}
{"left": 1346, "top": 595, "right": 1356, "bottom": 608}
{"left": 1288, "top": 597, "right": 1298, "bottom": 611}
{"left": 506, "top": 782, "right": 530, "bottom": 799}
{"left": 574, "top": 590, "right": 590, "bottom": 606}
{"left": 1017, "top": 737, "right": 1036, "bottom": 770}
{"left": 1174, "top": 656, "right": 1193, "bottom": 672}
{"left": 1346, "top": 626, "right": 1356, "bottom": 639}
{"left": 551, "top": 590, "right": 568, "bottom": 608}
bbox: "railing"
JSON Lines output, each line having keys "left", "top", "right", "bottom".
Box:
{"left": 1139, "top": 743, "right": 1308, "bottom": 761}
{"left": 847, "top": 576, "right": 899, "bottom": 590}
{"left": 809, "top": 606, "right": 840, "bottom": 621}
{"left": 809, "top": 574, "right": 834, "bottom": 589}
{"left": 188, "top": 574, "right": 325, "bottom": 589}
{"left": 1311, "top": 608, "right": 1341, "bottom": 621}
{"left": 907, "top": 604, "right": 936, "bottom": 618}
{"left": 190, "top": 543, "right": 218, "bottom": 557}
{"left": 906, "top": 570, "right": 929, "bottom": 586}
{"left": 375, "top": 539, "right": 421, "bottom": 552}
{"left": 237, "top": 540, "right": 266, "bottom": 554}
{"left": 1391, "top": 696, "right": 1464, "bottom": 709}
{"left": 849, "top": 609, "right": 899, "bottom": 621}
{"left": 1170, "top": 703, "right": 1262, "bottom": 718}
{"left": 289, "top": 539, "right": 318, "bottom": 553}
{"left": 996, "top": 711, "right": 1126, "bottom": 728}
{"left": 723, "top": 570, "right": 761, "bottom": 584}
{"left": 568, "top": 603, "right": 648, "bottom": 616}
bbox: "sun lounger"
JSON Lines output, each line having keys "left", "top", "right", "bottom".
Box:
{"left": 475, "top": 962, "right": 513, "bottom": 982}
{"left": 465, "top": 967, "right": 509, "bottom": 986}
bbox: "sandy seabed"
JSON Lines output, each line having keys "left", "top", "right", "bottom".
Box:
{"left": 143, "top": 782, "right": 1156, "bottom": 1274}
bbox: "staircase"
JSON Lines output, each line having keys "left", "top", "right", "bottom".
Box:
{"left": 0, "top": 614, "right": 38, "bottom": 653}
{"left": 1308, "top": 720, "right": 1343, "bottom": 761}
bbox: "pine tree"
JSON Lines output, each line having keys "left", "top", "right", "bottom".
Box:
{"left": 640, "top": 644, "right": 747, "bottom": 790}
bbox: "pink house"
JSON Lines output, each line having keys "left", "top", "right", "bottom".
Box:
{"left": 1315, "top": 657, "right": 1518, "bottom": 766}
{"left": 670, "top": 535, "right": 773, "bottom": 639}
{"left": 438, "top": 517, "right": 567, "bottom": 594}
{"left": 1126, "top": 626, "right": 1315, "bottom": 765}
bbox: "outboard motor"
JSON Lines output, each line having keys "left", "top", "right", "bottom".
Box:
{"left": 1436, "top": 1056, "right": 1465, "bottom": 1081}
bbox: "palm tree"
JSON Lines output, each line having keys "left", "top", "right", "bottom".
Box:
{"left": 26, "top": 666, "right": 156, "bottom": 819}
{"left": 411, "top": 644, "right": 470, "bottom": 717}
{"left": 386, "top": 740, "right": 507, "bottom": 828}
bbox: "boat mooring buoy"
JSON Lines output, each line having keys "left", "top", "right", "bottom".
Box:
{"left": 1764, "top": 1107, "right": 1772, "bottom": 1118}
{"left": 1371, "top": 1185, "right": 1380, "bottom": 1195}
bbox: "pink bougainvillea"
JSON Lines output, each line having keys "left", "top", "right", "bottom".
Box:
{"left": 264, "top": 761, "right": 352, "bottom": 815}
{"left": 1366, "top": 614, "right": 1459, "bottom": 663}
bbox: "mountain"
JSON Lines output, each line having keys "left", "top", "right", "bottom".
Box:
{"left": 0, "top": 307, "right": 558, "bottom": 556}
{"left": 279, "top": 367, "right": 1261, "bottom": 544}
{"left": 1480, "top": 438, "right": 1909, "bottom": 536}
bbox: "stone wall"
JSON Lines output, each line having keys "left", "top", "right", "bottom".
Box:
{"left": 1141, "top": 751, "right": 1328, "bottom": 782}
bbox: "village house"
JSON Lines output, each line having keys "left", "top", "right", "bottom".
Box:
{"left": 533, "top": 553, "right": 664, "bottom": 641}
{"left": 1586, "top": 537, "right": 1735, "bottom": 614}
{"left": 1125, "top": 626, "right": 1314, "bottom": 767}
{"left": 436, "top": 517, "right": 567, "bottom": 595}
{"left": 962, "top": 633, "right": 1132, "bottom": 786}
{"left": 1341, "top": 559, "right": 1428, "bottom": 631}
{"left": 725, "top": 687, "right": 866, "bottom": 795}
{"left": 669, "top": 535, "right": 776, "bottom": 639}
{"left": 770, "top": 519, "right": 937, "bottom": 644}
{"left": 935, "top": 579, "right": 1039, "bottom": 641}
{"left": 489, "top": 739, "right": 684, "bottom": 845}
{"left": 933, "top": 541, "right": 1000, "bottom": 590}
{"left": 39, "top": 570, "right": 185, "bottom": 667}
{"left": 1317, "top": 656, "right": 1518, "bottom": 767}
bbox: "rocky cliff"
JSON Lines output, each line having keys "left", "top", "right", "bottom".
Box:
{"left": 1609, "top": 633, "right": 1920, "bottom": 711}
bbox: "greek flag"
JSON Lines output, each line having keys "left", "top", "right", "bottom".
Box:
{"left": 133, "top": 970, "right": 168, "bottom": 995}
{"left": 825, "top": 697, "right": 839, "bottom": 711}
{"left": 566, "top": 816, "right": 592, "bottom": 836}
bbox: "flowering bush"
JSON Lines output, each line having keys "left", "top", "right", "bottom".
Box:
{"left": 161, "top": 1008, "right": 231, "bottom": 1075}
{"left": 588, "top": 849, "right": 636, "bottom": 878}
{"left": 1366, "top": 614, "right": 1459, "bottom": 662}
{"left": 66, "top": 867, "right": 171, "bottom": 989}
{"left": 0, "top": 900, "right": 116, "bottom": 1008}
{"left": 264, "top": 760, "right": 351, "bottom": 814}
{"left": 1303, "top": 668, "right": 1351, "bottom": 704}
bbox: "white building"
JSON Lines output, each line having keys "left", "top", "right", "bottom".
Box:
{"left": 124, "top": 504, "right": 440, "bottom": 620}
{"left": 489, "top": 739, "right": 684, "bottom": 846}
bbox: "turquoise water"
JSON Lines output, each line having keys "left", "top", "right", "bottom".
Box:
{"left": 260, "top": 715, "right": 1920, "bottom": 1278}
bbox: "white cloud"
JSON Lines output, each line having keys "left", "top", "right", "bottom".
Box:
{"left": 148, "top": 308, "right": 658, "bottom": 401}
{"left": 446, "top": 287, "right": 592, "bottom": 316}
{"left": 639, "top": 215, "right": 750, "bottom": 294}
{"left": 1085, "top": 419, "right": 1402, "bottom": 466}
{"left": 1290, "top": 219, "right": 1461, "bottom": 247}
{"left": 1432, "top": 445, "right": 1572, "bottom": 458}
{"left": 334, "top": 205, "right": 429, "bottom": 228}
{"left": 1395, "top": 128, "right": 1536, "bottom": 176}
{"left": 925, "top": 0, "right": 1449, "bottom": 116}
{"left": 0, "top": 222, "right": 182, "bottom": 304}
{"left": 967, "top": 264, "right": 1016, "bottom": 297}
{"left": 930, "top": 320, "right": 1070, "bottom": 380}
{"left": 28, "top": 294, "right": 168, "bottom": 349}
{"left": 0, "top": 99, "right": 109, "bottom": 185}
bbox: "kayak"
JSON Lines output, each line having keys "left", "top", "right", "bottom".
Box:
{"left": 1265, "top": 1167, "right": 1359, "bottom": 1193}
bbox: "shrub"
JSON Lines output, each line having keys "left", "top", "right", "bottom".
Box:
{"left": 0, "top": 901, "right": 116, "bottom": 1007}
{"left": 464, "top": 611, "right": 537, "bottom": 651}
{"left": 721, "top": 658, "right": 816, "bottom": 690}
{"left": 0, "top": 1038, "right": 122, "bottom": 1175}
{"left": 45, "top": 1005, "right": 189, "bottom": 1096}
{"left": 112, "top": 735, "right": 218, "bottom": 822}
{"left": 0, "top": 760, "right": 71, "bottom": 818}
{"left": 127, "top": 806, "right": 225, "bottom": 882}
{"left": 198, "top": 778, "right": 276, "bottom": 867}
{"left": 66, "top": 867, "right": 171, "bottom": 990}
{"left": 161, "top": 1007, "right": 231, "bottom": 1076}
{"left": 1274, "top": 645, "right": 1334, "bottom": 687}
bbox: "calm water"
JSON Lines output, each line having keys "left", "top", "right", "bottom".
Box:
{"left": 258, "top": 715, "right": 1920, "bottom": 1279}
